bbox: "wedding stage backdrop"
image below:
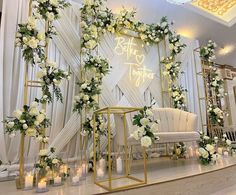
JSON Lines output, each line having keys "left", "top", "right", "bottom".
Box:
{"left": 0, "top": 0, "right": 205, "bottom": 165}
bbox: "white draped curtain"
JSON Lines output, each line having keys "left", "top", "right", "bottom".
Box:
{"left": 0, "top": 0, "right": 204, "bottom": 165}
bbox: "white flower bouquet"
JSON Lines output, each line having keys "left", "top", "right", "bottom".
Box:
{"left": 198, "top": 131, "right": 217, "bottom": 165}
{"left": 3, "top": 101, "right": 50, "bottom": 137}
{"left": 170, "top": 85, "right": 187, "bottom": 110}
{"left": 207, "top": 103, "right": 224, "bottom": 126}
{"left": 15, "top": 16, "right": 45, "bottom": 65}
{"left": 132, "top": 106, "right": 159, "bottom": 148}
{"left": 210, "top": 71, "right": 225, "bottom": 98}
{"left": 200, "top": 40, "right": 217, "bottom": 62}
{"left": 84, "top": 55, "right": 110, "bottom": 79}
{"left": 33, "top": 0, "right": 70, "bottom": 21}
{"left": 35, "top": 147, "right": 63, "bottom": 174}
{"left": 169, "top": 34, "right": 186, "bottom": 56}
{"left": 73, "top": 78, "right": 101, "bottom": 113}
{"left": 36, "top": 60, "right": 71, "bottom": 103}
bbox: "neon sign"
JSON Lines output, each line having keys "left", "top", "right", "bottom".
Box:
{"left": 114, "top": 37, "right": 155, "bottom": 87}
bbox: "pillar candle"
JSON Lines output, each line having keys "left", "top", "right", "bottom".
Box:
{"left": 97, "top": 167, "right": 104, "bottom": 178}
{"left": 116, "top": 157, "right": 122, "bottom": 174}
{"left": 223, "top": 151, "right": 229, "bottom": 157}
{"left": 188, "top": 146, "right": 193, "bottom": 158}
{"left": 38, "top": 181, "right": 46, "bottom": 190}
{"left": 25, "top": 173, "right": 33, "bottom": 189}
{"left": 82, "top": 163, "right": 87, "bottom": 176}
{"left": 54, "top": 176, "right": 61, "bottom": 185}
{"left": 72, "top": 175, "right": 80, "bottom": 184}
{"left": 99, "top": 158, "right": 106, "bottom": 170}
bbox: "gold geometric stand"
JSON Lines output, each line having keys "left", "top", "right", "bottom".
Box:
{"left": 93, "top": 106, "right": 147, "bottom": 192}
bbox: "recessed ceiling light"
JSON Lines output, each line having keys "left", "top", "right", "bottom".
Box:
{"left": 218, "top": 45, "right": 234, "bottom": 55}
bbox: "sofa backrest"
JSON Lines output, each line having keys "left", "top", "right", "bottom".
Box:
{"left": 152, "top": 108, "right": 198, "bottom": 132}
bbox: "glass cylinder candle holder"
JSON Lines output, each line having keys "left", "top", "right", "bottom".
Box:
{"left": 71, "top": 166, "right": 81, "bottom": 186}
{"left": 35, "top": 168, "right": 49, "bottom": 193}
{"left": 80, "top": 162, "right": 87, "bottom": 180}
{"left": 36, "top": 178, "right": 48, "bottom": 193}
{"left": 53, "top": 167, "right": 63, "bottom": 187}
{"left": 24, "top": 172, "right": 34, "bottom": 190}
{"left": 96, "top": 164, "right": 105, "bottom": 179}
{"left": 116, "top": 156, "right": 123, "bottom": 174}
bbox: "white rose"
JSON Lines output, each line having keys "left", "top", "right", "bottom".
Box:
{"left": 7, "top": 121, "right": 15, "bottom": 128}
{"left": 203, "top": 135, "right": 210, "bottom": 140}
{"left": 46, "top": 12, "right": 55, "bottom": 21}
{"left": 83, "top": 95, "right": 89, "bottom": 101}
{"left": 43, "top": 137, "right": 49, "bottom": 143}
{"left": 34, "top": 121, "right": 40, "bottom": 126}
{"left": 23, "top": 124, "right": 28, "bottom": 130}
{"left": 52, "top": 158, "right": 59, "bottom": 164}
{"left": 36, "top": 135, "right": 43, "bottom": 142}
{"left": 226, "top": 139, "right": 232, "bottom": 146}
{"left": 198, "top": 148, "right": 209, "bottom": 159}
{"left": 140, "top": 118, "right": 149, "bottom": 126}
{"left": 85, "top": 40, "right": 97, "bottom": 49}
{"left": 132, "top": 130, "right": 140, "bottom": 140}
{"left": 26, "top": 128, "right": 36, "bottom": 137}
{"left": 27, "top": 37, "right": 39, "bottom": 49}
{"left": 223, "top": 134, "right": 227, "bottom": 138}
{"left": 29, "top": 107, "right": 38, "bottom": 116}
{"left": 13, "top": 109, "right": 22, "bottom": 119}
{"left": 30, "top": 101, "right": 38, "bottom": 108}
{"left": 49, "top": 0, "right": 59, "bottom": 6}
{"left": 39, "top": 149, "right": 48, "bottom": 156}
{"left": 150, "top": 123, "right": 158, "bottom": 132}
{"left": 28, "top": 16, "right": 37, "bottom": 29}
{"left": 37, "top": 32, "right": 45, "bottom": 41}
{"left": 36, "top": 113, "right": 45, "bottom": 123}
{"left": 141, "top": 136, "right": 152, "bottom": 148}
{"left": 81, "top": 83, "right": 87, "bottom": 89}
{"left": 146, "top": 109, "right": 153, "bottom": 117}
{"left": 206, "top": 144, "right": 214, "bottom": 154}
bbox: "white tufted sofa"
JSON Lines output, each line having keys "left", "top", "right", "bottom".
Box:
{"left": 114, "top": 108, "right": 199, "bottom": 146}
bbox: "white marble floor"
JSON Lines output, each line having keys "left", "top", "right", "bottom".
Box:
{"left": 0, "top": 156, "right": 236, "bottom": 195}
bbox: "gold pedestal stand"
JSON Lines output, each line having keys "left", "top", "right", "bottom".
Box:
{"left": 93, "top": 106, "right": 147, "bottom": 192}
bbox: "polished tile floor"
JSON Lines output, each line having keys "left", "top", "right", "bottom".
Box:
{"left": 0, "top": 156, "right": 236, "bottom": 195}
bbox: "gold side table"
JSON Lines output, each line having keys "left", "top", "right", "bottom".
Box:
{"left": 93, "top": 106, "right": 147, "bottom": 192}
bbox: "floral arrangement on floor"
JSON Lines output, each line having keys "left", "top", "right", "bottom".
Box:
{"left": 170, "top": 85, "right": 187, "bottom": 110}
{"left": 3, "top": 101, "right": 50, "bottom": 137}
{"left": 15, "top": 16, "right": 45, "bottom": 65}
{"left": 207, "top": 103, "right": 224, "bottom": 126}
{"left": 199, "top": 40, "right": 217, "bottom": 62}
{"left": 36, "top": 61, "right": 71, "bottom": 103}
{"left": 220, "top": 133, "right": 233, "bottom": 152}
{"left": 132, "top": 106, "right": 159, "bottom": 148}
{"left": 198, "top": 131, "right": 218, "bottom": 165}
{"left": 35, "top": 147, "right": 64, "bottom": 179}
{"left": 171, "top": 142, "right": 186, "bottom": 160}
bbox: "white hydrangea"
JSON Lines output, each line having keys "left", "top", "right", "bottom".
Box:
{"left": 141, "top": 136, "right": 152, "bottom": 148}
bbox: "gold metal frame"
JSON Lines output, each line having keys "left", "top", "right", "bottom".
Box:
{"left": 93, "top": 106, "right": 147, "bottom": 192}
